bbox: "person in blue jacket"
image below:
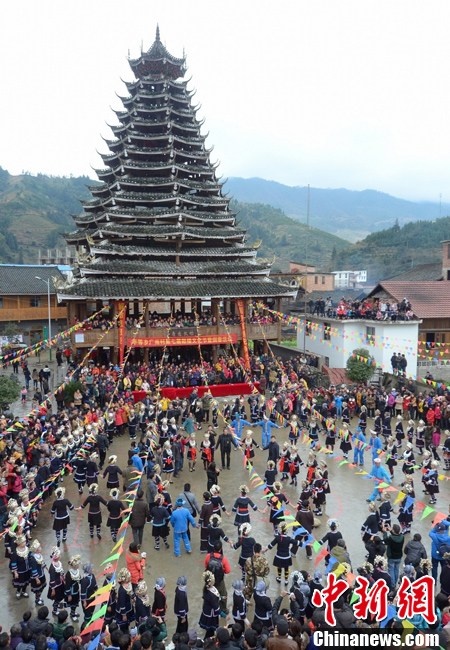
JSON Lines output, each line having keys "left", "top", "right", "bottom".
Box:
{"left": 369, "top": 429, "right": 383, "bottom": 463}
{"left": 429, "top": 519, "right": 450, "bottom": 580}
{"left": 170, "top": 497, "right": 198, "bottom": 558}
{"left": 231, "top": 413, "right": 252, "bottom": 448}
{"left": 254, "top": 414, "right": 280, "bottom": 448}
{"left": 352, "top": 427, "right": 366, "bottom": 466}
{"left": 366, "top": 458, "right": 391, "bottom": 502}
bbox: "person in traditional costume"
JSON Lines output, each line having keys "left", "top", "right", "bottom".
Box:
{"left": 339, "top": 423, "right": 352, "bottom": 460}
{"left": 77, "top": 482, "right": 107, "bottom": 540}
{"left": 198, "top": 570, "right": 220, "bottom": 635}
{"left": 106, "top": 487, "right": 125, "bottom": 542}
{"left": 64, "top": 554, "right": 82, "bottom": 622}
{"left": 232, "top": 484, "right": 258, "bottom": 527}
{"left": 135, "top": 579, "right": 151, "bottom": 626}
{"left": 116, "top": 567, "right": 135, "bottom": 631}
{"left": 264, "top": 522, "right": 298, "bottom": 587}
{"left": 199, "top": 491, "right": 214, "bottom": 553}
{"left": 47, "top": 546, "right": 65, "bottom": 616}
{"left": 152, "top": 576, "right": 167, "bottom": 621}
{"left": 289, "top": 445, "right": 303, "bottom": 486}
{"left": 186, "top": 433, "right": 197, "bottom": 472}
{"left": 103, "top": 455, "right": 123, "bottom": 489}
{"left": 200, "top": 435, "right": 213, "bottom": 470}
{"left": 423, "top": 460, "right": 440, "bottom": 505}
{"left": 71, "top": 450, "right": 88, "bottom": 495}
{"left": 80, "top": 561, "right": 97, "bottom": 625}
{"left": 264, "top": 460, "right": 278, "bottom": 492}
{"left": 86, "top": 452, "right": 99, "bottom": 487}
{"left": 241, "top": 430, "right": 260, "bottom": 462}
{"left": 266, "top": 481, "right": 290, "bottom": 534}
{"left": 278, "top": 442, "right": 291, "bottom": 481}
{"left": 398, "top": 482, "right": 415, "bottom": 534}
{"left": 29, "top": 538, "right": 47, "bottom": 606}
{"left": 161, "top": 439, "right": 174, "bottom": 482}
{"left": 50, "top": 486, "right": 74, "bottom": 546}
{"left": 9, "top": 533, "right": 30, "bottom": 600}
{"left": 231, "top": 522, "right": 256, "bottom": 580}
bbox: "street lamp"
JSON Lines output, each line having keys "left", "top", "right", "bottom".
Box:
{"left": 35, "top": 276, "right": 52, "bottom": 361}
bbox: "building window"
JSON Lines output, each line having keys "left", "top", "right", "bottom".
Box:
{"left": 30, "top": 297, "right": 40, "bottom": 307}
{"left": 447, "top": 243, "right": 450, "bottom": 259}
{"left": 366, "top": 326, "right": 376, "bottom": 345}
{"left": 314, "top": 276, "right": 318, "bottom": 285}
{"left": 0, "top": 298, "right": 3, "bottom": 308}
{"left": 323, "top": 322, "right": 331, "bottom": 341}
{"left": 322, "top": 276, "right": 325, "bottom": 284}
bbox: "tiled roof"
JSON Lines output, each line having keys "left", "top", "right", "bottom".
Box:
{"left": 58, "top": 277, "right": 295, "bottom": 300}
{"left": 81, "top": 259, "right": 270, "bottom": 276}
{"left": 322, "top": 366, "right": 351, "bottom": 386}
{"left": 0, "top": 265, "right": 65, "bottom": 295}
{"left": 97, "top": 224, "right": 245, "bottom": 239}
{"left": 91, "top": 242, "right": 257, "bottom": 258}
{"left": 369, "top": 281, "right": 450, "bottom": 318}
{"left": 384, "top": 263, "right": 443, "bottom": 282}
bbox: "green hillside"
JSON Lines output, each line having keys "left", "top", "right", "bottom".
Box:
{"left": 0, "top": 167, "right": 92, "bottom": 262}
{"left": 233, "top": 201, "right": 349, "bottom": 270}
{"left": 335, "top": 217, "right": 449, "bottom": 281}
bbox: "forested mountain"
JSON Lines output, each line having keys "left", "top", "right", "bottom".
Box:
{"left": 335, "top": 217, "right": 449, "bottom": 281}
{"left": 0, "top": 167, "right": 92, "bottom": 262}
{"left": 0, "top": 168, "right": 446, "bottom": 282}
{"left": 226, "top": 177, "right": 450, "bottom": 241}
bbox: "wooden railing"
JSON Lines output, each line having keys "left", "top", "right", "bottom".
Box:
{"left": 0, "top": 306, "right": 68, "bottom": 322}
{"left": 71, "top": 322, "right": 280, "bottom": 347}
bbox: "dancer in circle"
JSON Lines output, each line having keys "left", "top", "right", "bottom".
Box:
{"left": 86, "top": 452, "right": 99, "bottom": 487}
{"left": 264, "top": 521, "right": 298, "bottom": 586}
{"left": 71, "top": 450, "right": 88, "bottom": 495}
{"left": 78, "top": 482, "right": 107, "bottom": 540}
{"left": 232, "top": 484, "right": 258, "bottom": 527}
{"left": 231, "top": 522, "right": 256, "bottom": 580}
{"left": 29, "top": 538, "right": 47, "bottom": 606}
{"left": 103, "top": 455, "right": 123, "bottom": 489}
{"left": 186, "top": 433, "right": 197, "bottom": 472}
{"left": 50, "top": 486, "right": 74, "bottom": 547}
{"left": 106, "top": 488, "right": 125, "bottom": 542}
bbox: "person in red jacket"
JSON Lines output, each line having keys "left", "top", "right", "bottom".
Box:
{"left": 204, "top": 540, "right": 231, "bottom": 616}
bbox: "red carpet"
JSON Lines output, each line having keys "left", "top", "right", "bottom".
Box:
{"left": 132, "top": 382, "right": 260, "bottom": 402}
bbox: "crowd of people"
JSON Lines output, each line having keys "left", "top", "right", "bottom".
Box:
{"left": 309, "top": 297, "right": 414, "bottom": 321}
{"left": 1, "top": 348, "right": 450, "bottom": 649}
{"left": 76, "top": 309, "right": 280, "bottom": 332}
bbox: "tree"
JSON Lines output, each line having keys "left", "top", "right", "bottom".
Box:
{"left": 346, "top": 348, "right": 375, "bottom": 383}
{"left": 0, "top": 375, "right": 21, "bottom": 409}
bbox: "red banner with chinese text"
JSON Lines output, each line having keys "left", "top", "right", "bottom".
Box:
{"left": 129, "top": 334, "right": 237, "bottom": 348}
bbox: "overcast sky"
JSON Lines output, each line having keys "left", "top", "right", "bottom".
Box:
{"left": 2, "top": 0, "right": 450, "bottom": 202}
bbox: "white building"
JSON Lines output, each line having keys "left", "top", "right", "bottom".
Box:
{"left": 297, "top": 316, "right": 420, "bottom": 378}
{"left": 333, "top": 270, "right": 367, "bottom": 289}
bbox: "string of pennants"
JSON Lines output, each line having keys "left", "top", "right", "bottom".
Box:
{"left": 256, "top": 302, "right": 450, "bottom": 365}
{"left": 0, "top": 307, "right": 108, "bottom": 367}
{"left": 0, "top": 311, "right": 130, "bottom": 544}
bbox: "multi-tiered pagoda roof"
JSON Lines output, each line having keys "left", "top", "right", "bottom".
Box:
{"left": 59, "top": 27, "right": 294, "bottom": 302}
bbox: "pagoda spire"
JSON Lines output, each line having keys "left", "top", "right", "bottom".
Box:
{"left": 155, "top": 24, "right": 160, "bottom": 42}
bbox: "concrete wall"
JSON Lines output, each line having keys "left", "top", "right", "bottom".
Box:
{"left": 297, "top": 317, "right": 420, "bottom": 378}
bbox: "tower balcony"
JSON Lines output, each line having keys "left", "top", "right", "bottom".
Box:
{"left": 69, "top": 322, "right": 280, "bottom": 349}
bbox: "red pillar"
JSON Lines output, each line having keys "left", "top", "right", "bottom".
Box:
{"left": 117, "top": 300, "right": 126, "bottom": 365}
{"left": 236, "top": 298, "right": 250, "bottom": 371}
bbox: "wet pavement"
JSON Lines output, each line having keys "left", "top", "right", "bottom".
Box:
{"left": 0, "top": 363, "right": 449, "bottom": 633}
